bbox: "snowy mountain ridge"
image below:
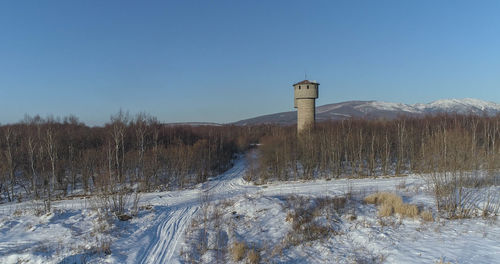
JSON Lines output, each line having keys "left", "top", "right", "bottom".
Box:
{"left": 413, "top": 98, "right": 500, "bottom": 113}
{"left": 234, "top": 98, "right": 500, "bottom": 125}
{"left": 361, "top": 98, "right": 500, "bottom": 114}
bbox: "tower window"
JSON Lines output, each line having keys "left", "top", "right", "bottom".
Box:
{"left": 307, "top": 85, "right": 309, "bottom": 89}
{"left": 299, "top": 86, "right": 301, "bottom": 89}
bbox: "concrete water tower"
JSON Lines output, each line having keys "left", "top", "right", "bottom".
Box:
{"left": 293, "top": 80, "right": 319, "bottom": 133}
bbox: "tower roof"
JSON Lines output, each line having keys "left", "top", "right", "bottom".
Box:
{"left": 293, "top": 80, "right": 319, "bottom": 86}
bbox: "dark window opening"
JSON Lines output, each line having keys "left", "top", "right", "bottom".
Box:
{"left": 307, "top": 85, "right": 309, "bottom": 89}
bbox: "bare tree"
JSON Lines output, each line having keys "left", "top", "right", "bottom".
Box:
{"left": 44, "top": 122, "right": 58, "bottom": 212}
{"left": 110, "top": 110, "right": 129, "bottom": 183}
{"left": 133, "top": 113, "right": 148, "bottom": 186}
{"left": 1, "top": 126, "right": 18, "bottom": 202}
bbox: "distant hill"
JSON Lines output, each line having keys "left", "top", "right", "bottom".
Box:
{"left": 233, "top": 98, "right": 500, "bottom": 126}
{"left": 165, "top": 122, "right": 222, "bottom": 127}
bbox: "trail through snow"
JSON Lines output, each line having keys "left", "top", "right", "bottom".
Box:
{"left": 120, "top": 156, "right": 258, "bottom": 264}
{"left": 136, "top": 206, "right": 198, "bottom": 264}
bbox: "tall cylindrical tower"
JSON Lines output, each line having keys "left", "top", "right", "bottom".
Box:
{"left": 293, "top": 80, "right": 319, "bottom": 133}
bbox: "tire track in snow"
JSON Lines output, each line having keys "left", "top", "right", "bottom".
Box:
{"left": 136, "top": 156, "right": 250, "bottom": 264}
{"left": 137, "top": 206, "right": 199, "bottom": 264}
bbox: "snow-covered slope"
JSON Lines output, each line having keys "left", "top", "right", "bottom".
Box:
{"left": 414, "top": 98, "right": 500, "bottom": 115}
{"left": 0, "top": 154, "right": 499, "bottom": 263}
{"left": 234, "top": 98, "right": 500, "bottom": 125}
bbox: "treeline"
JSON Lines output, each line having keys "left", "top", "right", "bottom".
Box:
{"left": 251, "top": 114, "right": 500, "bottom": 183}
{"left": 3, "top": 112, "right": 499, "bottom": 206}
{"left": 0, "top": 112, "right": 266, "bottom": 205}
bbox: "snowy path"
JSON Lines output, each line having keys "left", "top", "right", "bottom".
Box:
{"left": 136, "top": 206, "right": 198, "bottom": 264}
{"left": 123, "top": 156, "right": 257, "bottom": 264}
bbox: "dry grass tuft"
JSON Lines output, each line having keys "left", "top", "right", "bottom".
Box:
{"left": 378, "top": 203, "right": 393, "bottom": 217}
{"left": 247, "top": 248, "right": 260, "bottom": 264}
{"left": 395, "top": 203, "right": 419, "bottom": 218}
{"left": 366, "top": 192, "right": 420, "bottom": 218}
{"left": 285, "top": 212, "right": 294, "bottom": 222}
{"left": 364, "top": 192, "right": 402, "bottom": 207}
{"left": 420, "top": 210, "right": 434, "bottom": 222}
{"left": 363, "top": 193, "right": 379, "bottom": 204}
{"left": 230, "top": 241, "right": 246, "bottom": 261}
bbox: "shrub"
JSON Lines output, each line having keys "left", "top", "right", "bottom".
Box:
{"left": 318, "top": 196, "right": 347, "bottom": 211}
{"left": 231, "top": 241, "right": 246, "bottom": 261}
{"left": 427, "top": 171, "right": 496, "bottom": 219}
{"left": 283, "top": 195, "right": 343, "bottom": 246}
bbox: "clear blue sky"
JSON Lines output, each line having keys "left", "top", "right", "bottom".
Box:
{"left": 1, "top": 0, "right": 499, "bottom": 125}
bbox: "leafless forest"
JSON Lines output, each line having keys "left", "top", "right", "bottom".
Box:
{"left": 0, "top": 112, "right": 263, "bottom": 209}
{"left": 252, "top": 114, "right": 500, "bottom": 182}
{"left": 1, "top": 112, "right": 499, "bottom": 217}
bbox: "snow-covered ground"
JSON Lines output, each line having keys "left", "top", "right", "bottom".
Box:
{"left": 0, "top": 155, "right": 499, "bottom": 263}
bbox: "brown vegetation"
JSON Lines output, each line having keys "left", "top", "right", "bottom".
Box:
{"left": 230, "top": 241, "right": 246, "bottom": 261}
{"left": 365, "top": 192, "right": 420, "bottom": 218}
{"left": 420, "top": 210, "right": 434, "bottom": 222}
{"left": 247, "top": 248, "right": 260, "bottom": 264}
{"left": 283, "top": 195, "right": 346, "bottom": 247}
{"left": 253, "top": 114, "right": 500, "bottom": 182}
